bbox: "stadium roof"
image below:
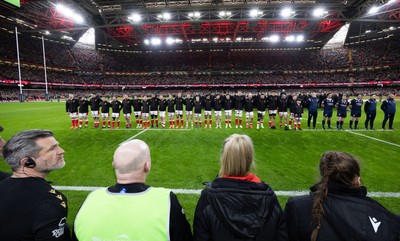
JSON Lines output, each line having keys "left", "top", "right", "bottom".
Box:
{"left": 0, "top": 0, "right": 399, "bottom": 51}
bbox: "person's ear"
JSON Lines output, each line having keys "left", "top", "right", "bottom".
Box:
{"left": 144, "top": 161, "right": 151, "bottom": 173}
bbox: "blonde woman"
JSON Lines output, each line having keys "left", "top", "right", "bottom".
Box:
{"left": 193, "top": 134, "right": 287, "bottom": 241}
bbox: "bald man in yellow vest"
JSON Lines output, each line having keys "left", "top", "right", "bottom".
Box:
{"left": 74, "top": 139, "right": 193, "bottom": 241}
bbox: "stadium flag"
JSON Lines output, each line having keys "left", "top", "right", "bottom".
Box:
{"left": 42, "top": 36, "right": 49, "bottom": 101}
{"left": 15, "top": 27, "right": 23, "bottom": 102}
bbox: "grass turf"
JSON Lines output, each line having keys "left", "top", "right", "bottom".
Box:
{"left": 0, "top": 100, "right": 399, "bottom": 230}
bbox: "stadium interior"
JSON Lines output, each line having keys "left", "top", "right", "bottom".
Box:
{"left": 0, "top": 0, "right": 399, "bottom": 100}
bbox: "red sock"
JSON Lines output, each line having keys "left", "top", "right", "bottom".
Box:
{"left": 195, "top": 121, "right": 198, "bottom": 126}
{"left": 140, "top": 120, "right": 142, "bottom": 125}
{"left": 204, "top": 120, "right": 208, "bottom": 125}
{"left": 79, "top": 121, "right": 83, "bottom": 126}
{"left": 151, "top": 120, "right": 154, "bottom": 125}
{"left": 102, "top": 121, "right": 105, "bottom": 126}
{"left": 136, "top": 120, "right": 139, "bottom": 124}
{"left": 235, "top": 119, "right": 238, "bottom": 125}
{"left": 108, "top": 121, "right": 110, "bottom": 127}
{"left": 209, "top": 120, "right": 212, "bottom": 125}
{"left": 289, "top": 120, "right": 292, "bottom": 125}
{"left": 181, "top": 120, "right": 184, "bottom": 126}
{"left": 294, "top": 124, "right": 297, "bottom": 128}
{"left": 117, "top": 121, "right": 120, "bottom": 127}
{"left": 239, "top": 119, "right": 242, "bottom": 125}
{"left": 176, "top": 120, "right": 179, "bottom": 127}
{"left": 298, "top": 124, "right": 301, "bottom": 128}
{"left": 156, "top": 120, "right": 159, "bottom": 125}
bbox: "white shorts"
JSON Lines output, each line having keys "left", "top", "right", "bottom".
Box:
{"left": 279, "top": 112, "right": 288, "bottom": 117}
{"left": 214, "top": 111, "right": 222, "bottom": 117}
{"left": 134, "top": 111, "right": 141, "bottom": 117}
{"left": 142, "top": 113, "right": 149, "bottom": 118}
{"left": 150, "top": 111, "right": 158, "bottom": 115}
{"left": 246, "top": 112, "right": 254, "bottom": 118}
{"left": 168, "top": 112, "right": 175, "bottom": 117}
{"left": 160, "top": 111, "right": 166, "bottom": 118}
{"left": 101, "top": 113, "right": 109, "bottom": 118}
{"left": 204, "top": 110, "right": 212, "bottom": 116}
{"left": 175, "top": 110, "right": 183, "bottom": 116}
{"left": 79, "top": 113, "right": 88, "bottom": 118}
{"left": 195, "top": 113, "right": 202, "bottom": 118}
{"left": 258, "top": 111, "right": 265, "bottom": 116}
{"left": 269, "top": 110, "right": 277, "bottom": 115}
{"left": 112, "top": 113, "right": 120, "bottom": 118}
{"left": 91, "top": 111, "right": 99, "bottom": 117}
{"left": 186, "top": 111, "right": 193, "bottom": 115}
{"left": 123, "top": 113, "right": 131, "bottom": 117}
{"left": 295, "top": 117, "right": 302, "bottom": 122}
{"left": 69, "top": 112, "right": 78, "bottom": 118}
{"left": 235, "top": 110, "right": 243, "bottom": 116}
{"left": 290, "top": 113, "right": 295, "bottom": 118}
{"left": 225, "top": 110, "right": 232, "bottom": 116}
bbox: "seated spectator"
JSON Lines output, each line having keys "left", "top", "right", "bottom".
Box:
{"left": 284, "top": 151, "right": 400, "bottom": 241}
{"left": 193, "top": 134, "right": 287, "bottom": 241}
{"left": 73, "top": 139, "right": 192, "bottom": 241}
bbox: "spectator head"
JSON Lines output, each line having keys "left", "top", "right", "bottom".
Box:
{"left": 388, "top": 93, "right": 394, "bottom": 99}
{"left": 123, "top": 94, "right": 128, "bottom": 99}
{"left": 371, "top": 94, "right": 376, "bottom": 99}
{"left": 2, "top": 130, "right": 65, "bottom": 175}
{"left": 112, "top": 96, "right": 117, "bottom": 100}
{"left": 91, "top": 93, "right": 95, "bottom": 98}
{"left": 186, "top": 93, "right": 190, "bottom": 98}
{"left": 218, "top": 134, "right": 254, "bottom": 177}
{"left": 195, "top": 96, "right": 200, "bottom": 102}
{"left": 112, "top": 140, "right": 151, "bottom": 183}
{"left": 293, "top": 95, "right": 297, "bottom": 101}
{"left": 151, "top": 94, "right": 156, "bottom": 98}
{"left": 312, "top": 92, "right": 317, "bottom": 98}
{"left": 159, "top": 95, "right": 164, "bottom": 100}
{"left": 311, "top": 151, "right": 361, "bottom": 241}
{"left": 226, "top": 94, "right": 230, "bottom": 99}
{"left": 177, "top": 93, "right": 182, "bottom": 98}
{"left": 69, "top": 94, "right": 74, "bottom": 100}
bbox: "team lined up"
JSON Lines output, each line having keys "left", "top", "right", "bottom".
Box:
{"left": 66, "top": 91, "right": 397, "bottom": 131}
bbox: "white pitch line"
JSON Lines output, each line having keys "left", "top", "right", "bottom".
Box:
{"left": 119, "top": 129, "right": 148, "bottom": 145}
{"left": 52, "top": 186, "right": 400, "bottom": 198}
{"left": 103, "top": 128, "right": 192, "bottom": 131}
{"left": 346, "top": 130, "right": 400, "bottom": 148}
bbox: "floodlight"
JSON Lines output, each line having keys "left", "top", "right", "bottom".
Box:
{"left": 281, "top": 8, "right": 294, "bottom": 18}
{"left": 163, "top": 12, "right": 171, "bottom": 20}
{"left": 285, "top": 35, "right": 295, "bottom": 42}
{"left": 144, "top": 39, "right": 150, "bottom": 45}
{"left": 270, "top": 35, "right": 280, "bottom": 42}
{"left": 365, "top": 30, "right": 371, "bottom": 33}
{"left": 44, "top": 30, "right": 50, "bottom": 35}
{"left": 188, "top": 13, "right": 194, "bottom": 17}
{"left": 129, "top": 13, "right": 141, "bottom": 23}
{"left": 194, "top": 12, "right": 201, "bottom": 18}
{"left": 213, "top": 37, "right": 218, "bottom": 42}
{"left": 368, "top": 6, "right": 379, "bottom": 14}
{"left": 313, "top": 8, "right": 326, "bottom": 18}
{"left": 296, "top": 35, "right": 304, "bottom": 42}
{"left": 250, "top": 9, "right": 259, "bottom": 17}
{"left": 151, "top": 38, "right": 161, "bottom": 45}
{"left": 166, "top": 37, "right": 175, "bottom": 45}
{"left": 219, "top": 11, "right": 226, "bottom": 17}
{"left": 56, "top": 4, "right": 84, "bottom": 24}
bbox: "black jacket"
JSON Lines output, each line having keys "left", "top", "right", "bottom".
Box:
{"left": 194, "top": 178, "right": 288, "bottom": 241}
{"left": 284, "top": 182, "right": 400, "bottom": 241}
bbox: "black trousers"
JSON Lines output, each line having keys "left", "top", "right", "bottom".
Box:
{"left": 365, "top": 113, "right": 376, "bottom": 129}
{"left": 308, "top": 112, "right": 318, "bottom": 128}
{"left": 382, "top": 112, "right": 395, "bottom": 129}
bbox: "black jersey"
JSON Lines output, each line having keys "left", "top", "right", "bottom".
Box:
{"left": 203, "top": 98, "right": 213, "bottom": 111}
{"left": 150, "top": 97, "right": 159, "bottom": 111}
{"left": 111, "top": 100, "right": 122, "bottom": 113}
{"left": 293, "top": 103, "right": 303, "bottom": 117}
{"left": 101, "top": 101, "right": 111, "bottom": 113}
{"left": 257, "top": 97, "right": 267, "bottom": 111}
{"left": 122, "top": 99, "right": 133, "bottom": 114}
{"left": 79, "top": 99, "right": 89, "bottom": 113}
{"left": 175, "top": 97, "right": 184, "bottom": 111}
{"left": 184, "top": 98, "right": 194, "bottom": 111}
{"left": 213, "top": 98, "right": 223, "bottom": 111}
{"left": 142, "top": 99, "right": 150, "bottom": 113}
{"left": 0, "top": 177, "right": 70, "bottom": 241}
{"left": 159, "top": 99, "right": 167, "bottom": 111}
{"left": 66, "top": 98, "right": 79, "bottom": 113}
{"left": 90, "top": 97, "right": 102, "bottom": 111}
{"left": 323, "top": 98, "right": 335, "bottom": 112}
{"left": 268, "top": 95, "right": 278, "bottom": 110}
{"left": 337, "top": 100, "right": 349, "bottom": 114}
{"left": 223, "top": 97, "right": 233, "bottom": 110}
{"left": 244, "top": 97, "right": 254, "bottom": 112}
{"left": 167, "top": 99, "right": 175, "bottom": 113}
{"left": 278, "top": 98, "right": 289, "bottom": 112}
{"left": 194, "top": 100, "right": 203, "bottom": 114}
{"left": 350, "top": 99, "right": 363, "bottom": 114}
{"left": 132, "top": 99, "right": 142, "bottom": 112}
{"left": 234, "top": 95, "right": 244, "bottom": 110}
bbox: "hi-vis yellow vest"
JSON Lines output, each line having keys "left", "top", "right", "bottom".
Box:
{"left": 74, "top": 187, "right": 171, "bottom": 241}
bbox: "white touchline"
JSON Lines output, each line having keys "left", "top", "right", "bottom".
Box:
{"left": 53, "top": 186, "right": 400, "bottom": 198}
{"left": 346, "top": 130, "right": 400, "bottom": 148}
{"left": 119, "top": 129, "right": 148, "bottom": 145}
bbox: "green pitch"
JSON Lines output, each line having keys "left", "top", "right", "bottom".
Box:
{"left": 0, "top": 101, "right": 399, "bottom": 230}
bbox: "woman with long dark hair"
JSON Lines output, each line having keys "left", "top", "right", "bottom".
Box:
{"left": 284, "top": 151, "right": 400, "bottom": 241}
